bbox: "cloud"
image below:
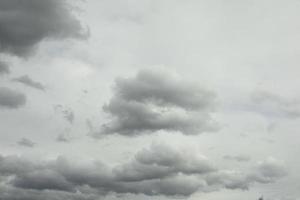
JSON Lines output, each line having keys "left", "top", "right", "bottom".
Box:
{"left": 0, "top": 144, "right": 287, "bottom": 198}
{"left": 94, "top": 69, "right": 218, "bottom": 137}
{"left": 207, "top": 157, "right": 287, "bottom": 191}
{"left": 251, "top": 91, "right": 300, "bottom": 119}
{"left": 113, "top": 143, "right": 216, "bottom": 182}
{"left": 56, "top": 134, "right": 71, "bottom": 143}
{"left": 54, "top": 105, "right": 75, "bottom": 124}
{"left": 0, "top": 185, "right": 97, "bottom": 200}
{"left": 113, "top": 69, "right": 216, "bottom": 110}
{"left": 12, "top": 75, "right": 45, "bottom": 91}
{"left": 0, "top": 60, "right": 9, "bottom": 75}
{"left": 223, "top": 155, "right": 251, "bottom": 162}
{"left": 0, "top": 0, "right": 88, "bottom": 57}
{"left": 249, "top": 157, "right": 288, "bottom": 183}
{"left": 0, "top": 87, "right": 26, "bottom": 109}
{"left": 17, "top": 138, "right": 36, "bottom": 148}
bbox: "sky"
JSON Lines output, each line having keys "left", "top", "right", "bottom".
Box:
{"left": 0, "top": 0, "right": 300, "bottom": 199}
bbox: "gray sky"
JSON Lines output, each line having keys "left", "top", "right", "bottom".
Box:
{"left": 0, "top": 0, "right": 300, "bottom": 199}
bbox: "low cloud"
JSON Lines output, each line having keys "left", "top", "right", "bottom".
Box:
{"left": 0, "top": 0, "right": 88, "bottom": 57}
{"left": 12, "top": 75, "right": 45, "bottom": 91}
{"left": 0, "top": 144, "right": 287, "bottom": 199}
{"left": 94, "top": 69, "right": 219, "bottom": 137}
{"left": 0, "top": 87, "right": 26, "bottom": 109}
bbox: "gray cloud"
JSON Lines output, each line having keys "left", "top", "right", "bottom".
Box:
{"left": 94, "top": 69, "right": 218, "bottom": 137}
{"left": 0, "top": 87, "right": 26, "bottom": 109}
{"left": 251, "top": 91, "right": 300, "bottom": 119}
{"left": 54, "top": 105, "right": 75, "bottom": 124}
{"left": 114, "top": 69, "right": 216, "bottom": 110}
{"left": 56, "top": 134, "right": 71, "bottom": 143}
{"left": 17, "top": 138, "right": 36, "bottom": 148}
{"left": 0, "top": 0, "right": 87, "bottom": 57}
{"left": 0, "top": 144, "right": 287, "bottom": 198}
{"left": 0, "top": 60, "right": 9, "bottom": 75}
{"left": 12, "top": 75, "right": 45, "bottom": 91}
{"left": 207, "top": 157, "right": 287, "bottom": 191}
{"left": 223, "top": 155, "right": 251, "bottom": 162}
{"left": 113, "top": 143, "right": 216, "bottom": 182}
{"left": 249, "top": 157, "right": 288, "bottom": 184}
{"left": 12, "top": 169, "right": 73, "bottom": 191}
{"left": 0, "top": 185, "right": 97, "bottom": 200}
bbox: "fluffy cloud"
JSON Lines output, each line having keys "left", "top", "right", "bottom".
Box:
{"left": 113, "top": 143, "right": 216, "bottom": 182}
{"left": 12, "top": 75, "right": 45, "bottom": 91}
{"left": 0, "top": 144, "right": 287, "bottom": 199}
{"left": 94, "top": 69, "right": 218, "bottom": 137}
{"left": 0, "top": 0, "right": 87, "bottom": 57}
{"left": 0, "top": 87, "right": 26, "bottom": 109}
{"left": 113, "top": 70, "right": 215, "bottom": 110}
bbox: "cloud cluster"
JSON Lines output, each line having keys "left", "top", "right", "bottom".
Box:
{"left": 12, "top": 75, "right": 45, "bottom": 91}
{"left": 94, "top": 69, "right": 218, "bottom": 137}
{"left": 0, "top": 87, "right": 26, "bottom": 109}
{"left": 0, "top": 144, "right": 287, "bottom": 199}
{"left": 0, "top": 0, "right": 87, "bottom": 57}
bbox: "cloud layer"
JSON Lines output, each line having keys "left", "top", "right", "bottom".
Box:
{"left": 94, "top": 69, "right": 218, "bottom": 137}
{"left": 0, "top": 144, "right": 287, "bottom": 199}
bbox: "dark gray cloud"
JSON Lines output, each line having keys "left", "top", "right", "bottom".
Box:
{"left": 17, "top": 138, "right": 36, "bottom": 148}
{"left": 251, "top": 91, "right": 300, "bottom": 119}
{"left": 0, "top": 144, "right": 287, "bottom": 198}
{"left": 0, "top": 87, "right": 26, "bottom": 109}
{"left": 94, "top": 69, "right": 218, "bottom": 137}
{"left": 0, "top": 0, "right": 87, "bottom": 57}
{"left": 0, "top": 60, "right": 9, "bottom": 75}
{"left": 12, "top": 75, "right": 45, "bottom": 91}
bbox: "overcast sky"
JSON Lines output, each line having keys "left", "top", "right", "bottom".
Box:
{"left": 0, "top": 0, "right": 300, "bottom": 200}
